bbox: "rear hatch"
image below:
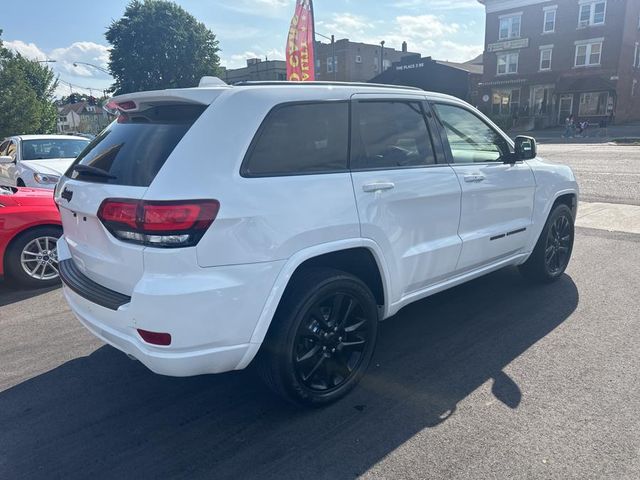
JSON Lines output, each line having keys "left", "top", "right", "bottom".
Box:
{"left": 55, "top": 88, "right": 225, "bottom": 295}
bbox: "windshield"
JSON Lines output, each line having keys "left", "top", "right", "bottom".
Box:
{"left": 22, "top": 139, "right": 90, "bottom": 160}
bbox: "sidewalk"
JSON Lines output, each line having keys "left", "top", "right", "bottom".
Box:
{"left": 576, "top": 201, "right": 640, "bottom": 235}
{"left": 510, "top": 122, "right": 640, "bottom": 144}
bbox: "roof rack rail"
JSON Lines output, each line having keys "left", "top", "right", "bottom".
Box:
{"left": 232, "top": 80, "right": 423, "bottom": 91}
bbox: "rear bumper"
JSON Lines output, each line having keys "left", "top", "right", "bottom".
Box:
{"left": 58, "top": 237, "right": 285, "bottom": 376}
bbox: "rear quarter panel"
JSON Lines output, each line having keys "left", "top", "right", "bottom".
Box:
{"left": 146, "top": 88, "right": 361, "bottom": 267}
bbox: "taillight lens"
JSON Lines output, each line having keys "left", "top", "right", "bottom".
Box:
{"left": 97, "top": 199, "right": 219, "bottom": 248}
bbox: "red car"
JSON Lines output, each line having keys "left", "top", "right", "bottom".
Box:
{"left": 1, "top": 186, "right": 61, "bottom": 288}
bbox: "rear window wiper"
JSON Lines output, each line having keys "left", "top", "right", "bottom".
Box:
{"left": 70, "top": 164, "right": 117, "bottom": 180}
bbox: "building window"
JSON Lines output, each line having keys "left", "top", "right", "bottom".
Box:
{"left": 543, "top": 7, "right": 557, "bottom": 33}
{"left": 578, "top": 1, "right": 606, "bottom": 28}
{"left": 316, "top": 59, "right": 321, "bottom": 69}
{"left": 539, "top": 47, "right": 553, "bottom": 70}
{"left": 499, "top": 14, "right": 521, "bottom": 40}
{"left": 575, "top": 40, "right": 602, "bottom": 67}
{"left": 579, "top": 92, "right": 608, "bottom": 116}
{"left": 497, "top": 52, "right": 519, "bottom": 75}
{"left": 530, "top": 85, "right": 554, "bottom": 115}
{"left": 355, "top": 55, "right": 362, "bottom": 63}
{"left": 632, "top": 80, "right": 638, "bottom": 97}
{"left": 634, "top": 42, "right": 639, "bottom": 68}
{"left": 326, "top": 57, "right": 337, "bottom": 73}
{"left": 492, "top": 88, "right": 520, "bottom": 115}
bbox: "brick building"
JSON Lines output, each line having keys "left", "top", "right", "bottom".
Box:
{"left": 314, "top": 39, "right": 418, "bottom": 82}
{"left": 475, "top": 0, "right": 640, "bottom": 128}
{"left": 221, "top": 59, "right": 287, "bottom": 84}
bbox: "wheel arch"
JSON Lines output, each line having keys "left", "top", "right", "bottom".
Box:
{"left": 2, "top": 223, "right": 62, "bottom": 275}
{"left": 236, "top": 239, "right": 391, "bottom": 369}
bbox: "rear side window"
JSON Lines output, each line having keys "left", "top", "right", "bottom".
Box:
{"left": 351, "top": 101, "right": 436, "bottom": 170}
{"left": 67, "top": 104, "right": 206, "bottom": 186}
{"left": 242, "top": 102, "right": 349, "bottom": 177}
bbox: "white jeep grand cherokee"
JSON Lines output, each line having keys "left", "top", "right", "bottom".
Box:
{"left": 55, "top": 80, "right": 578, "bottom": 406}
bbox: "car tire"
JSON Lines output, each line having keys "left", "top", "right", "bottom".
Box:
{"left": 257, "top": 267, "right": 379, "bottom": 407}
{"left": 519, "top": 204, "right": 575, "bottom": 284}
{"left": 4, "top": 226, "right": 62, "bottom": 288}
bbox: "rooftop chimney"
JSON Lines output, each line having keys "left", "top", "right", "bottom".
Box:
{"left": 402, "top": 41, "right": 408, "bottom": 53}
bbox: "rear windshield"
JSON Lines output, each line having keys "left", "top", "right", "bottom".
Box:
{"left": 22, "top": 139, "right": 89, "bottom": 160}
{"left": 66, "top": 104, "right": 206, "bottom": 186}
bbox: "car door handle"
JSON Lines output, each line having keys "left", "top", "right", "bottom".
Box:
{"left": 464, "top": 174, "right": 486, "bottom": 183}
{"left": 362, "top": 182, "right": 395, "bottom": 192}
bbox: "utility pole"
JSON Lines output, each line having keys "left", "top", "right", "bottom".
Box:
{"left": 331, "top": 35, "right": 336, "bottom": 81}
{"left": 380, "top": 41, "right": 385, "bottom": 74}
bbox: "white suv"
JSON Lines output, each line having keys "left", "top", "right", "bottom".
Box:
{"left": 55, "top": 80, "right": 578, "bottom": 406}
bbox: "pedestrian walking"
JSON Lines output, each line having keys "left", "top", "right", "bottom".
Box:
{"left": 563, "top": 114, "right": 575, "bottom": 138}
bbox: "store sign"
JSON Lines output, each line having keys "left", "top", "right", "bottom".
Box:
{"left": 487, "top": 38, "right": 529, "bottom": 52}
{"left": 396, "top": 62, "right": 425, "bottom": 71}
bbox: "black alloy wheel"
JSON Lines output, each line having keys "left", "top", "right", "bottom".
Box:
{"left": 258, "top": 268, "right": 379, "bottom": 407}
{"left": 544, "top": 214, "right": 573, "bottom": 276}
{"left": 293, "top": 291, "right": 373, "bottom": 392}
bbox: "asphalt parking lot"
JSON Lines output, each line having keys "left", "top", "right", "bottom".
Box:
{"left": 1, "top": 143, "right": 639, "bottom": 479}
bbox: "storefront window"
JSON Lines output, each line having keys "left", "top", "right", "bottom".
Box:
{"left": 531, "top": 85, "right": 554, "bottom": 116}
{"left": 578, "top": 92, "right": 609, "bottom": 116}
{"left": 492, "top": 88, "right": 520, "bottom": 115}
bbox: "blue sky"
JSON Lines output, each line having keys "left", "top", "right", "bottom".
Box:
{"left": 1, "top": 0, "right": 485, "bottom": 97}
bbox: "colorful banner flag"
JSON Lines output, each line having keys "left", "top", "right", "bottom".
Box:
{"left": 286, "top": 0, "right": 315, "bottom": 82}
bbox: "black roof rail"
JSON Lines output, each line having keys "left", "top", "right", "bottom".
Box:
{"left": 232, "top": 81, "right": 424, "bottom": 91}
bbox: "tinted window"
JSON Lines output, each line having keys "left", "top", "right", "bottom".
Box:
{"left": 67, "top": 104, "right": 206, "bottom": 186}
{"left": 22, "top": 139, "right": 89, "bottom": 160}
{"left": 433, "top": 103, "right": 510, "bottom": 164}
{"left": 243, "top": 102, "right": 348, "bottom": 177}
{"left": 352, "top": 101, "right": 436, "bottom": 169}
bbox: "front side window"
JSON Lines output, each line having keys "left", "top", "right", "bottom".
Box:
{"left": 540, "top": 48, "right": 553, "bottom": 70}
{"left": 499, "top": 14, "right": 522, "bottom": 40}
{"left": 575, "top": 41, "right": 602, "bottom": 67}
{"left": 492, "top": 88, "right": 520, "bottom": 115}
{"left": 579, "top": 1, "right": 606, "bottom": 27}
{"left": 497, "top": 52, "right": 519, "bottom": 75}
{"left": 579, "top": 92, "right": 609, "bottom": 116}
{"left": 0, "top": 141, "right": 9, "bottom": 156}
{"left": 351, "top": 101, "right": 436, "bottom": 170}
{"left": 543, "top": 8, "right": 556, "bottom": 33}
{"left": 243, "top": 102, "right": 349, "bottom": 177}
{"left": 6, "top": 142, "right": 17, "bottom": 160}
{"left": 433, "top": 103, "right": 510, "bottom": 164}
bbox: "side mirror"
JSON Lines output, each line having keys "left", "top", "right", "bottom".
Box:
{"left": 0, "top": 155, "right": 14, "bottom": 164}
{"left": 514, "top": 135, "right": 537, "bottom": 161}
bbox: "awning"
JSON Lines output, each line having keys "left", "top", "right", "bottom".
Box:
{"left": 555, "top": 76, "right": 616, "bottom": 93}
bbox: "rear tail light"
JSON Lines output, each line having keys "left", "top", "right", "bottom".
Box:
{"left": 98, "top": 199, "right": 219, "bottom": 248}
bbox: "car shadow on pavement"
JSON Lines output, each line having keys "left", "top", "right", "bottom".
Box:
{"left": 0, "top": 282, "right": 59, "bottom": 307}
{"left": 0, "top": 268, "right": 578, "bottom": 480}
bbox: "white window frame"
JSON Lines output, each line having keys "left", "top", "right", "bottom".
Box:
{"left": 578, "top": 0, "right": 606, "bottom": 28}
{"left": 499, "top": 13, "right": 522, "bottom": 40}
{"left": 497, "top": 52, "right": 519, "bottom": 75}
{"left": 574, "top": 39, "right": 603, "bottom": 67}
{"left": 326, "top": 57, "right": 333, "bottom": 73}
{"left": 543, "top": 6, "right": 557, "bottom": 33}
{"left": 539, "top": 45, "right": 553, "bottom": 71}
{"left": 355, "top": 55, "right": 362, "bottom": 64}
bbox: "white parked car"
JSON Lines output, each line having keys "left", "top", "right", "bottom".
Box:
{"left": 0, "top": 135, "right": 90, "bottom": 189}
{"left": 55, "top": 80, "right": 578, "bottom": 406}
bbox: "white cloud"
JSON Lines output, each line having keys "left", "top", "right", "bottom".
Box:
{"left": 390, "top": 0, "right": 483, "bottom": 10}
{"left": 317, "top": 13, "right": 375, "bottom": 37}
{"left": 5, "top": 39, "right": 112, "bottom": 97}
{"left": 214, "top": 0, "right": 294, "bottom": 18}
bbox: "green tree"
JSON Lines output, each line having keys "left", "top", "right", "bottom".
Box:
{"left": 106, "top": 0, "right": 221, "bottom": 94}
{"left": 0, "top": 29, "right": 59, "bottom": 137}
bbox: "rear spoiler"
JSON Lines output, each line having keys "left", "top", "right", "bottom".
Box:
{"left": 104, "top": 77, "right": 231, "bottom": 114}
